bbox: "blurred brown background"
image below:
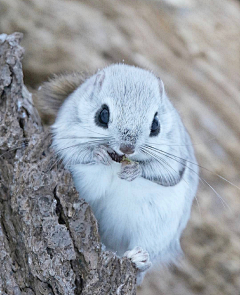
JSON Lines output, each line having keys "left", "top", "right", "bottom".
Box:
{"left": 0, "top": 0, "right": 240, "bottom": 294}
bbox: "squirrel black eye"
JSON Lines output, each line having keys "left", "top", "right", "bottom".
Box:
{"left": 150, "top": 113, "right": 160, "bottom": 136}
{"left": 95, "top": 104, "right": 109, "bottom": 128}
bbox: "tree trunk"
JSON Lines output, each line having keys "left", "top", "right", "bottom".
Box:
{"left": 0, "top": 32, "right": 136, "bottom": 295}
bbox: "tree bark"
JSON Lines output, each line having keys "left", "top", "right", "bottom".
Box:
{"left": 0, "top": 32, "right": 136, "bottom": 295}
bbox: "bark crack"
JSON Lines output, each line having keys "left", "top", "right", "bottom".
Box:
{"left": 54, "top": 186, "right": 66, "bottom": 225}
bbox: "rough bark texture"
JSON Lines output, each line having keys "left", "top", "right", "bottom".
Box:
{"left": 1, "top": 0, "right": 240, "bottom": 294}
{"left": 0, "top": 33, "right": 136, "bottom": 295}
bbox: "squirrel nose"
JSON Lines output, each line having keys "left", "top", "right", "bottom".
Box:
{"left": 119, "top": 144, "right": 135, "bottom": 155}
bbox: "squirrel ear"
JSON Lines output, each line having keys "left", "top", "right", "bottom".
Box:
{"left": 93, "top": 70, "right": 105, "bottom": 93}
{"left": 158, "top": 77, "right": 165, "bottom": 97}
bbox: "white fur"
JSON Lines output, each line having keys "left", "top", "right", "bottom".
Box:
{"left": 71, "top": 160, "right": 191, "bottom": 259}
{"left": 51, "top": 64, "right": 199, "bottom": 284}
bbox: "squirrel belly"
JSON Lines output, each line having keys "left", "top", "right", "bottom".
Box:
{"left": 71, "top": 160, "right": 194, "bottom": 263}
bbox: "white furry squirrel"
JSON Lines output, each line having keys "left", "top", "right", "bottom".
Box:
{"left": 36, "top": 64, "right": 199, "bottom": 284}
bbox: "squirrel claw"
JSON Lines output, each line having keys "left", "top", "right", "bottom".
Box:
{"left": 124, "top": 246, "right": 152, "bottom": 272}
{"left": 93, "top": 145, "right": 112, "bottom": 165}
{"left": 118, "top": 161, "right": 141, "bottom": 181}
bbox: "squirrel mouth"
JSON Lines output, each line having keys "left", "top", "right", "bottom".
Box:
{"left": 107, "top": 150, "right": 124, "bottom": 163}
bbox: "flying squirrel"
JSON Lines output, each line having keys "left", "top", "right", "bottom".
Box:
{"left": 35, "top": 64, "right": 199, "bottom": 285}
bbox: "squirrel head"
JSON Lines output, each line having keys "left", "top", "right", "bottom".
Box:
{"left": 37, "top": 64, "right": 186, "bottom": 170}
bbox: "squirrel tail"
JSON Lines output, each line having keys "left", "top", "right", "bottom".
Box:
{"left": 33, "top": 72, "right": 87, "bottom": 125}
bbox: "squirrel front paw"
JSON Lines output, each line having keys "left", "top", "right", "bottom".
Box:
{"left": 124, "top": 246, "right": 152, "bottom": 272}
{"left": 118, "top": 161, "right": 141, "bottom": 181}
{"left": 93, "top": 145, "right": 112, "bottom": 165}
